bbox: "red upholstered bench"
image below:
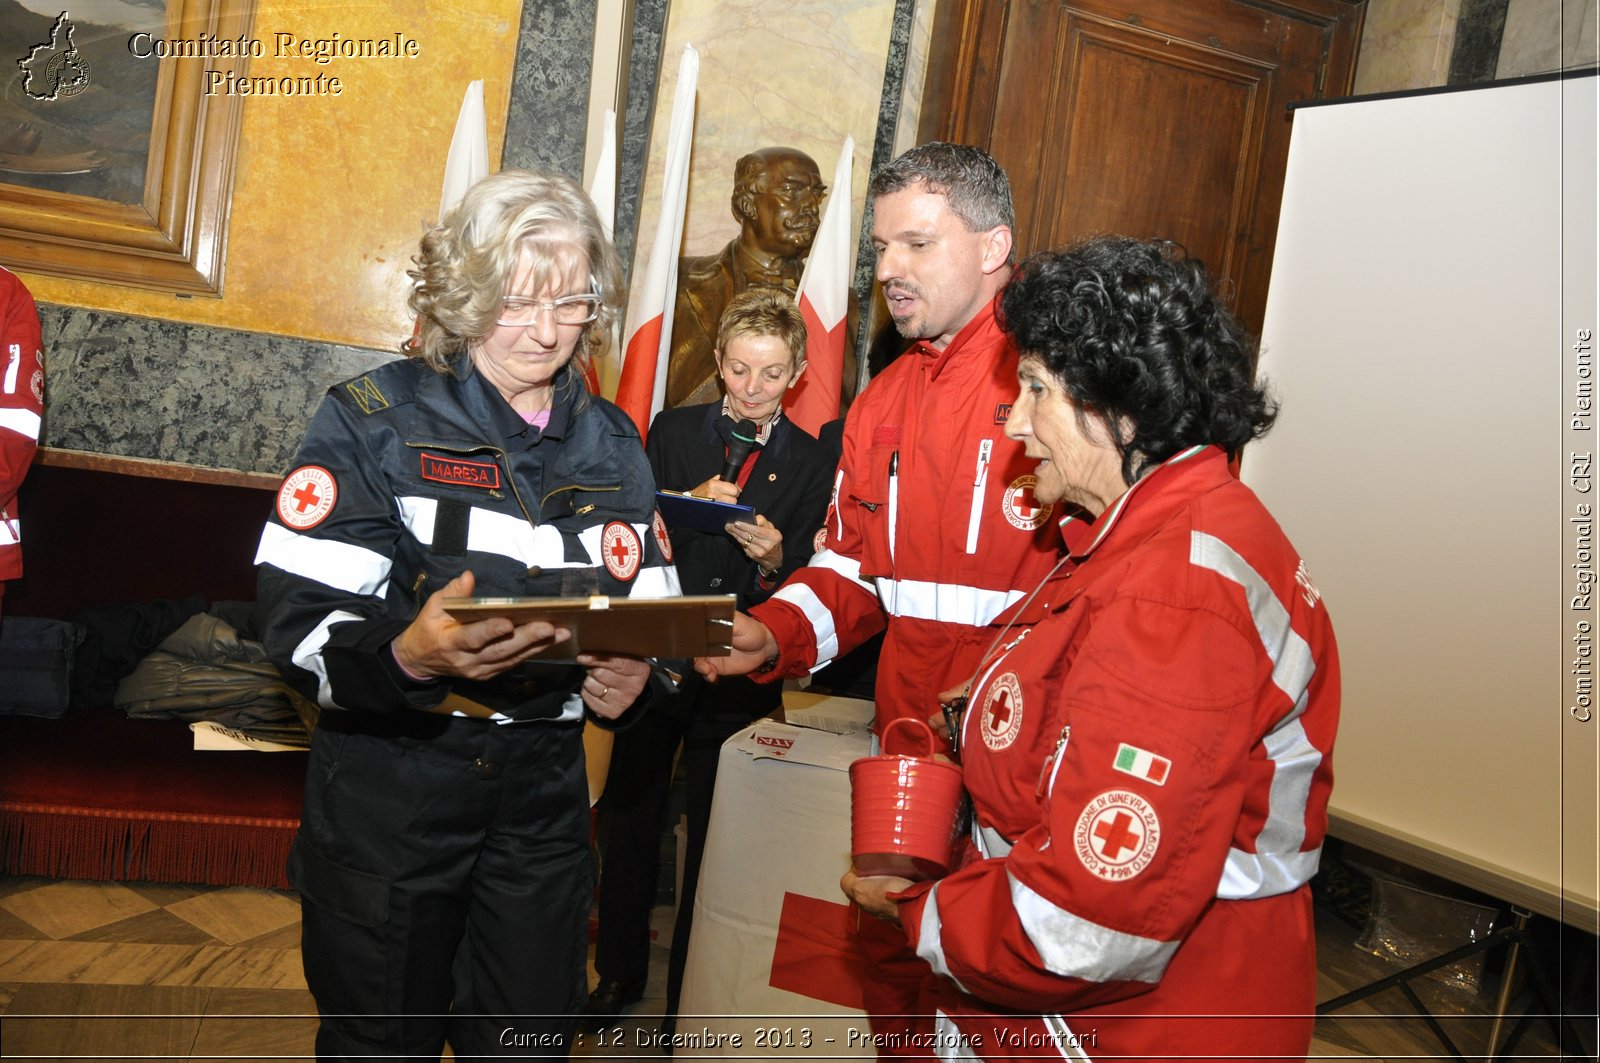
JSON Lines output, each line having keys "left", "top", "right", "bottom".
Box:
{"left": 0, "top": 708, "right": 305, "bottom": 889}
{"left": 2, "top": 457, "right": 305, "bottom": 889}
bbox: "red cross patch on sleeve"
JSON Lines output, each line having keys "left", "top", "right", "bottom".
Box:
{"left": 276, "top": 466, "right": 337, "bottom": 530}
{"left": 651, "top": 509, "right": 673, "bottom": 563}
{"left": 1074, "top": 790, "right": 1161, "bottom": 882}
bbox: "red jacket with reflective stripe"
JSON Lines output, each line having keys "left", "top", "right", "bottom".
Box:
{"left": 750, "top": 297, "right": 1063, "bottom": 731}
{"left": 895, "top": 447, "right": 1340, "bottom": 1060}
{"left": 0, "top": 267, "right": 44, "bottom": 582}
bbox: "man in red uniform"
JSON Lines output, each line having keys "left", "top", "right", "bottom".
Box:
{"left": 701, "top": 143, "right": 1064, "bottom": 1055}
{"left": 704, "top": 142, "right": 1061, "bottom": 729}
{"left": 0, "top": 266, "right": 44, "bottom": 617}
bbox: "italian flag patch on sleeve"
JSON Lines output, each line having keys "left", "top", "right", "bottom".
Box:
{"left": 1114, "top": 743, "right": 1171, "bottom": 785}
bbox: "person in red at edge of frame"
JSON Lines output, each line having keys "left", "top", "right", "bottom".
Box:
{"left": 698, "top": 143, "right": 1065, "bottom": 1057}
{"left": 842, "top": 237, "right": 1341, "bottom": 1062}
{"left": 0, "top": 265, "right": 44, "bottom": 619}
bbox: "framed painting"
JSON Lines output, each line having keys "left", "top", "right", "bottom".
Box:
{"left": 0, "top": 0, "right": 256, "bottom": 295}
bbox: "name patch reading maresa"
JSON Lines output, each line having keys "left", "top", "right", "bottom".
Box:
{"left": 420, "top": 453, "right": 501, "bottom": 490}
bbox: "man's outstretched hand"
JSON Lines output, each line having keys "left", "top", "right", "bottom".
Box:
{"left": 695, "top": 610, "right": 778, "bottom": 682}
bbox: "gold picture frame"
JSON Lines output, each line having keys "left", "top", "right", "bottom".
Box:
{"left": 0, "top": 0, "right": 256, "bottom": 296}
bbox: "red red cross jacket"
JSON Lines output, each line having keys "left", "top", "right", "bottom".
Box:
{"left": 0, "top": 267, "right": 44, "bottom": 583}
{"left": 750, "top": 296, "right": 1063, "bottom": 732}
{"left": 894, "top": 446, "right": 1340, "bottom": 1062}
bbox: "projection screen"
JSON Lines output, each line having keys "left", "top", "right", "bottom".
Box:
{"left": 1242, "top": 71, "right": 1598, "bottom": 932}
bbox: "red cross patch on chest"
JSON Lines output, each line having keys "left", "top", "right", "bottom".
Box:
{"left": 979, "top": 670, "right": 1025, "bottom": 751}
{"left": 651, "top": 510, "right": 673, "bottom": 563}
{"left": 1003, "top": 474, "right": 1053, "bottom": 530}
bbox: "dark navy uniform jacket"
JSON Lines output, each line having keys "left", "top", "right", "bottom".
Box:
{"left": 256, "top": 356, "right": 680, "bottom": 725}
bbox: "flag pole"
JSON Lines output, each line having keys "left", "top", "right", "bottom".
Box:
{"left": 586, "top": 108, "right": 619, "bottom": 396}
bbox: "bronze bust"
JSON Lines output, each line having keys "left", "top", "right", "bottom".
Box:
{"left": 667, "top": 146, "right": 826, "bottom": 409}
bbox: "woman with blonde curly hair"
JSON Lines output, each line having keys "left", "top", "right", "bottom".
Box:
{"left": 407, "top": 168, "right": 624, "bottom": 383}
{"left": 257, "top": 168, "right": 679, "bottom": 1060}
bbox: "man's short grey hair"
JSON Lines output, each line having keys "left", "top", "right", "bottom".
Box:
{"left": 867, "top": 142, "right": 1015, "bottom": 233}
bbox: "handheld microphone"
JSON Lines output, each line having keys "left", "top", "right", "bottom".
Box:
{"left": 720, "top": 419, "right": 760, "bottom": 483}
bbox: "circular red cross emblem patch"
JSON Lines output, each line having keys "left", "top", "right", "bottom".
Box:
{"left": 1075, "top": 789, "right": 1161, "bottom": 882}
{"left": 1003, "top": 475, "right": 1053, "bottom": 531}
{"left": 276, "top": 466, "right": 337, "bottom": 530}
{"left": 979, "top": 670, "right": 1025, "bottom": 751}
{"left": 602, "top": 520, "right": 642, "bottom": 582}
{"left": 651, "top": 509, "right": 673, "bottom": 563}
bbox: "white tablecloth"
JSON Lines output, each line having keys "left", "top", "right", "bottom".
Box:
{"left": 674, "top": 694, "right": 878, "bottom": 1058}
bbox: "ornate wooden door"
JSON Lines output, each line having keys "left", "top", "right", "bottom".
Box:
{"left": 919, "top": 0, "right": 1366, "bottom": 337}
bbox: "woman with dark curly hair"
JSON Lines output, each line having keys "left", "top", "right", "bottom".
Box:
{"left": 843, "top": 236, "right": 1341, "bottom": 1060}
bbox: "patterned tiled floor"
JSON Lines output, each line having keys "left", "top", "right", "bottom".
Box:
{"left": 0, "top": 873, "right": 1589, "bottom": 1061}
{"left": 0, "top": 874, "right": 675, "bottom": 1062}
{"left": 0, "top": 876, "right": 315, "bottom": 1060}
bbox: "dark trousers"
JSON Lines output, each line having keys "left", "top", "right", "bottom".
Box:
{"left": 291, "top": 714, "right": 591, "bottom": 1061}
{"left": 591, "top": 699, "right": 685, "bottom": 988}
{"left": 592, "top": 676, "right": 777, "bottom": 1016}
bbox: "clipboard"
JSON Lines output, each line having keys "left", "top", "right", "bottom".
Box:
{"left": 441, "top": 594, "right": 736, "bottom": 658}
{"left": 655, "top": 490, "right": 754, "bottom": 534}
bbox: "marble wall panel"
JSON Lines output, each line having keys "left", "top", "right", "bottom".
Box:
{"left": 38, "top": 305, "right": 393, "bottom": 475}
{"left": 1355, "top": 0, "right": 1597, "bottom": 93}
{"left": 625, "top": 0, "right": 899, "bottom": 316}
{"left": 1447, "top": 0, "right": 1511, "bottom": 83}
{"left": 615, "top": 0, "right": 671, "bottom": 276}
{"left": 1497, "top": 0, "right": 1598, "bottom": 76}
{"left": 855, "top": 0, "right": 917, "bottom": 300}
{"left": 1354, "top": 0, "right": 1465, "bottom": 93}
{"left": 893, "top": 0, "right": 937, "bottom": 158}
{"left": 503, "top": 0, "right": 596, "bottom": 181}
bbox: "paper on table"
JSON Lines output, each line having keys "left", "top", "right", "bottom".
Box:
{"left": 782, "top": 690, "right": 875, "bottom": 735}
{"left": 731, "top": 719, "right": 867, "bottom": 771}
{"left": 190, "top": 720, "right": 308, "bottom": 752}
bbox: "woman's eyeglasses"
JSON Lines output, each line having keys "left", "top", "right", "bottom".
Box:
{"left": 496, "top": 293, "right": 602, "bottom": 328}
